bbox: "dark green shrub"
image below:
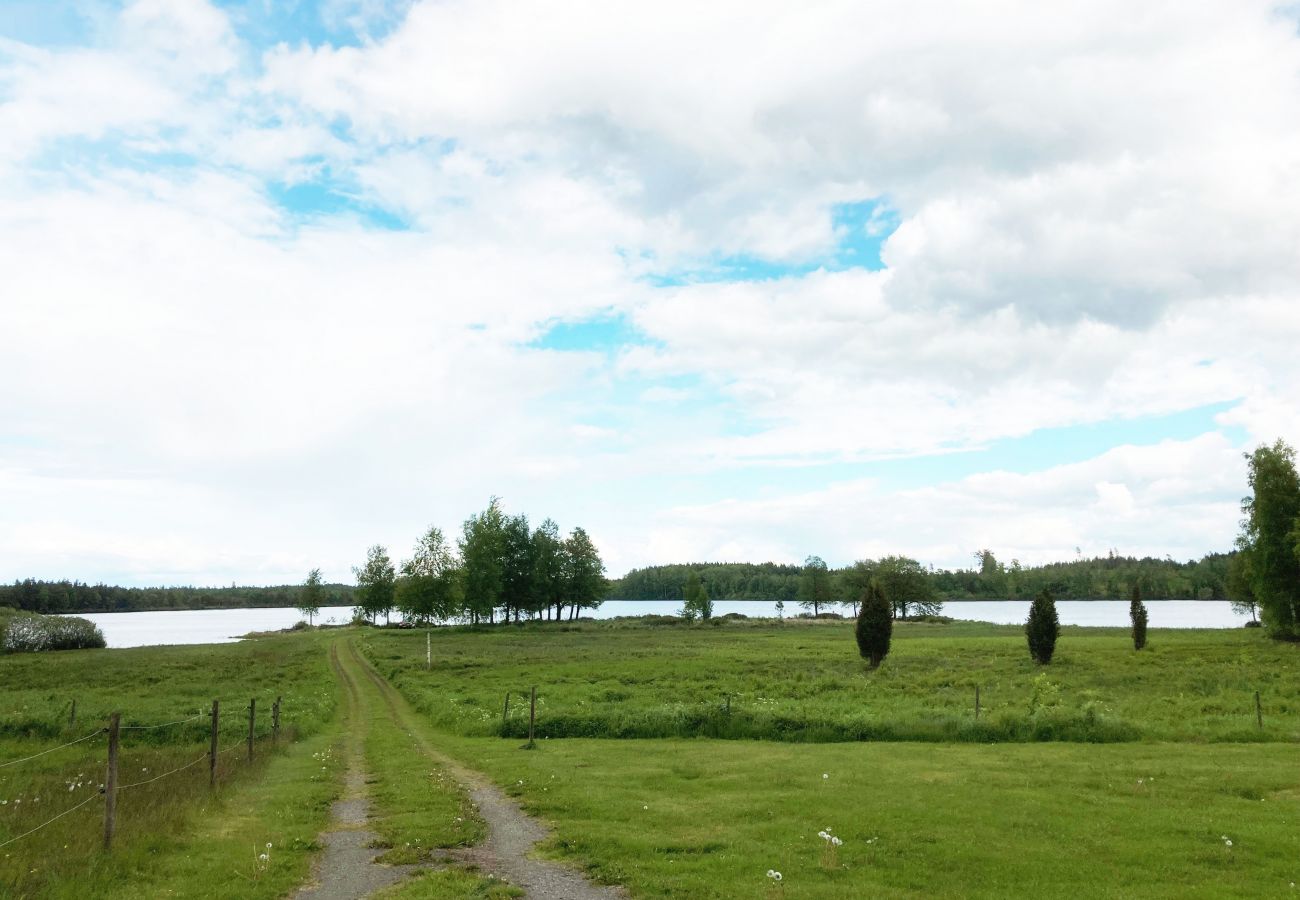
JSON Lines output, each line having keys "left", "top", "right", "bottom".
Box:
{"left": 855, "top": 581, "right": 892, "bottom": 668}
{"left": 1130, "top": 584, "right": 1149, "bottom": 650}
{"left": 1025, "top": 589, "right": 1060, "bottom": 664}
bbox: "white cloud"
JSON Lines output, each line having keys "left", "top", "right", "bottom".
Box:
{"left": 1, "top": 0, "right": 1298, "bottom": 582}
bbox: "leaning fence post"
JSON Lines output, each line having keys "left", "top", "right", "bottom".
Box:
{"left": 247, "top": 698, "right": 256, "bottom": 763}
{"left": 104, "top": 712, "right": 120, "bottom": 850}
{"left": 975, "top": 685, "right": 981, "bottom": 720}
{"left": 1255, "top": 691, "right": 1263, "bottom": 730}
{"left": 69, "top": 699, "right": 77, "bottom": 729}
{"left": 272, "top": 696, "right": 281, "bottom": 746}
{"left": 502, "top": 691, "right": 511, "bottom": 731}
{"left": 209, "top": 700, "right": 219, "bottom": 787}
{"left": 527, "top": 685, "right": 537, "bottom": 749}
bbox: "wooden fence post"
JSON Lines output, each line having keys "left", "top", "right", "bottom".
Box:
{"left": 502, "top": 691, "right": 511, "bottom": 730}
{"left": 975, "top": 685, "right": 981, "bottom": 720}
{"left": 527, "top": 686, "right": 537, "bottom": 749}
{"left": 247, "top": 698, "right": 256, "bottom": 763}
{"left": 104, "top": 713, "right": 120, "bottom": 850}
{"left": 272, "top": 696, "right": 281, "bottom": 746}
{"left": 209, "top": 699, "right": 219, "bottom": 787}
{"left": 1256, "top": 691, "right": 1263, "bottom": 730}
{"left": 69, "top": 699, "right": 77, "bottom": 729}
{"left": 724, "top": 695, "right": 730, "bottom": 716}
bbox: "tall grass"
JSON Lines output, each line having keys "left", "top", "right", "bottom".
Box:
{"left": 360, "top": 619, "right": 1299, "bottom": 743}
{"left": 0, "top": 632, "right": 341, "bottom": 896}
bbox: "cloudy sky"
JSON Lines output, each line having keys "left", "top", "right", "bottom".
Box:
{"left": 3, "top": 0, "right": 1299, "bottom": 586}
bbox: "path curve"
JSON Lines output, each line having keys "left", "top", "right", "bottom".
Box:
{"left": 343, "top": 638, "right": 627, "bottom": 900}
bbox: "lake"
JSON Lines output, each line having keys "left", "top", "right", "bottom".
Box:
{"left": 70, "top": 600, "right": 1251, "bottom": 648}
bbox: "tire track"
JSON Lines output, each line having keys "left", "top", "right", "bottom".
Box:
{"left": 293, "top": 644, "right": 423, "bottom": 900}
{"left": 341, "top": 638, "right": 627, "bottom": 899}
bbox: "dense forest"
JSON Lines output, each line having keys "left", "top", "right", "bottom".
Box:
{"left": 0, "top": 580, "right": 356, "bottom": 614}
{"left": 609, "top": 551, "right": 1235, "bottom": 603}
{"left": 1, "top": 551, "right": 1235, "bottom": 617}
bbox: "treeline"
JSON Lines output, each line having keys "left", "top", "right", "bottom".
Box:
{"left": 0, "top": 580, "right": 357, "bottom": 614}
{"left": 609, "top": 551, "right": 1234, "bottom": 603}
{"left": 338, "top": 497, "right": 606, "bottom": 626}
{"left": 607, "top": 562, "right": 804, "bottom": 603}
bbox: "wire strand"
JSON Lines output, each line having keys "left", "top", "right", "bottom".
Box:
{"left": 0, "top": 728, "right": 105, "bottom": 770}
{"left": 0, "top": 792, "right": 100, "bottom": 850}
{"left": 120, "top": 713, "right": 206, "bottom": 731}
{"left": 117, "top": 752, "right": 209, "bottom": 791}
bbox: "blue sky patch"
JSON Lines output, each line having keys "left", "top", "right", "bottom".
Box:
{"left": 649, "top": 198, "right": 899, "bottom": 286}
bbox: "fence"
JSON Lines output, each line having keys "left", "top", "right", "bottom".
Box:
{"left": 0, "top": 695, "right": 285, "bottom": 853}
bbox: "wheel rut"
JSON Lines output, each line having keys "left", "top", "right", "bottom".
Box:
{"left": 293, "top": 644, "right": 423, "bottom": 900}
{"left": 340, "top": 638, "right": 627, "bottom": 900}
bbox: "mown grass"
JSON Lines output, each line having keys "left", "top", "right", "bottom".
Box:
{"left": 359, "top": 619, "right": 1298, "bottom": 743}
{"left": 0, "top": 632, "right": 343, "bottom": 897}
{"left": 427, "top": 735, "right": 1300, "bottom": 898}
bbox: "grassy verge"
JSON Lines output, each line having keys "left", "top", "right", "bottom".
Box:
{"left": 359, "top": 620, "right": 1298, "bottom": 743}
{"left": 427, "top": 735, "right": 1300, "bottom": 898}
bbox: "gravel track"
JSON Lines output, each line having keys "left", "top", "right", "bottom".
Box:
{"left": 342, "top": 639, "right": 627, "bottom": 900}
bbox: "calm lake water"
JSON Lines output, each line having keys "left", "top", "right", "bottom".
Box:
{"left": 71, "top": 600, "right": 1250, "bottom": 649}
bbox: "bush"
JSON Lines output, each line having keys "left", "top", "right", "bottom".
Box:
{"left": 1, "top": 612, "right": 106, "bottom": 653}
{"left": 855, "top": 581, "right": 892, "bottom": 668}
{"left": 1025, "top": 589, "right": 1060, "bottom": 664}
{"left": 1130, "top": 585, "right": 1149, "bottom": 650}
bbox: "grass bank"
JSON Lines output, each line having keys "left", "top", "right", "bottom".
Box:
{"left": 359, "top": 619, "right": 1298, "bottom": 743}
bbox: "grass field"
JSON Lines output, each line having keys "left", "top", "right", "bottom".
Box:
{"left": 358, "top": 619, "right": 1299, "bottom": 743}
{"left": 0, "top": 633, "right": 343, "bottom": 898}
{"left": 355, "top": 619, "right": 1300, "bottom": 897}
{"left": 3, "top": 619, "right": 1297, "bottom": 898}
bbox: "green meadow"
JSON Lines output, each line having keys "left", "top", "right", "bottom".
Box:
{"left": 1, "top": 618, "right": 1296, "bottom": 897}
{"left": 359, "top": 618, "right": 1299, "bottom": 743}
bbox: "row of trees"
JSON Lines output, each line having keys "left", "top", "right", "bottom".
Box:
{"left": 328, "top": 499, "right": 607, "bottom": 626}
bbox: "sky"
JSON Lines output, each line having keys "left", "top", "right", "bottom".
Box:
{"left": 2, "top": 0, "right": 1299, "bottom": 586}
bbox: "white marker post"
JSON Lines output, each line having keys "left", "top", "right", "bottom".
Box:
{"left": 426, "top": 629, "right": 432, "bottom": 670}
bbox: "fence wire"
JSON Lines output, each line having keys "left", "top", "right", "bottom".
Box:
{"left": 0, "top": 728, "right": 105, "bottom": 770}
{"left": 0, "top": 792, "right": 100, "bottom": 850}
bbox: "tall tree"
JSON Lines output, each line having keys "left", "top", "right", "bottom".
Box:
{"left": 563, "top": 527, "right": 606, "bottom": 620}
{"left": 353, "top": 545, "right": 396, "bottom": 624}
{"left": 530, "top": 518, "right": 566, "bottom": 621}
{"left": 1226, "top": 549, "right": 1259, "bottom": 624}
{"left": 848, "top": 557, "right": 940, "bottom": 619}
{"left": 298, "top": 568, "right": 323, "bottom": 626}
{"left": 1237, "top": 440, "right": 1300, "bottom": 639}
{"left": 398, "top": 526, "right": 461, "bottom": 624}
{"left": 500, "top": 514, "right": 535, "bottom": 623}
{"left": 460, "top": 498, "right": 507, "bottom": 624}
{"left": 798, "top": 556, "right": 832, "bottom": 615}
